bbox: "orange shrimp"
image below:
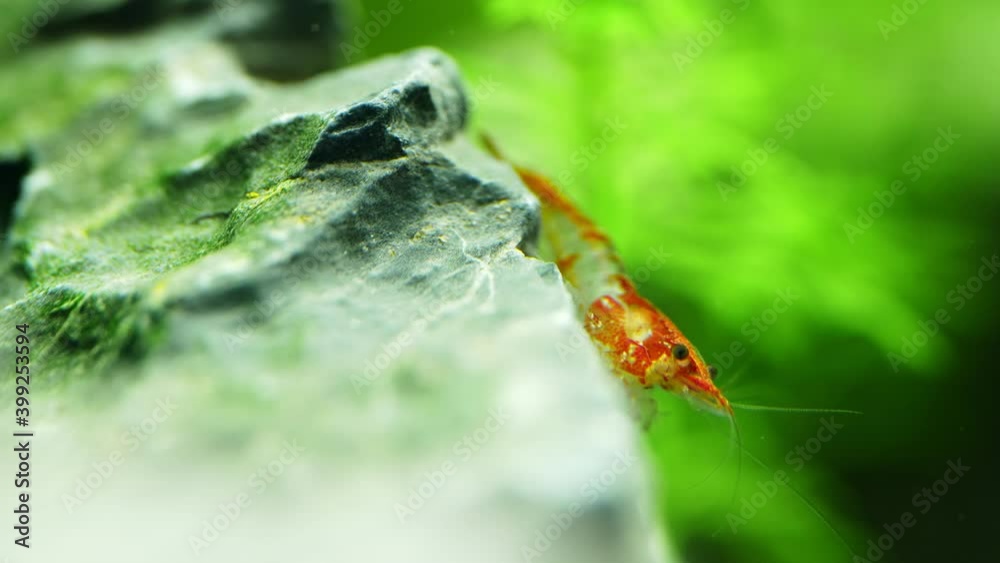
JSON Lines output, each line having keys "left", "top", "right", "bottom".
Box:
{"left": 483, "top": 136, "right": 731, "bottom": 417}
{"left": 480, "top": 137, "right": 877, "bottom": 559}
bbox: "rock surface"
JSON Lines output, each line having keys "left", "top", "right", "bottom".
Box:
{"left": 2, "top": 0, "right": 342, "bottom": 79}
{"left": 0, "top": 20, "right": 670, "bottom": 563}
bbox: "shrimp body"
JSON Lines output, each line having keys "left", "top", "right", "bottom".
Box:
{"left": 485, "top": 138, "right": 731, "bottom": 416}
{"left": 584, "top": 274, "right": 731, "bottom": 415}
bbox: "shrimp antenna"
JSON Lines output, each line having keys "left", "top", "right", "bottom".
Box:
{"left": 480, "top": 132, "right": 505, "bottom": 160}
{"left": 680, "top": 412, "right": 738, "bottom": 492}
{"left": 735, "top": 444, "right": 859, "bottom": 559}
{"left": 730, "top": 403, "right": 863, "bottom": 416}
{"left": 727, "top": 411, "right": 743, "bottom": 508}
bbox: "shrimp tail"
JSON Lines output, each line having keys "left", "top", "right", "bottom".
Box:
{"left": 480, "top": 133, "right": 623, "bottom": 309}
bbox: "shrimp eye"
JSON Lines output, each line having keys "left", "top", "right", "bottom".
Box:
{"left": 708, "top": 365, "right": 719, "bottom": 379}
{"left": 672, "top": 344, "right": 689, "bottom": 360}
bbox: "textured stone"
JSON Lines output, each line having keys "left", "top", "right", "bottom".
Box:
{"left": 0, "top": 24, "right": 670, "bottom": 563}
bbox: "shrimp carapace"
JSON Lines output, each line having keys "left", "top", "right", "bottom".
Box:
{"left": 482, "top": 135, "right": 730, "bottom": 417}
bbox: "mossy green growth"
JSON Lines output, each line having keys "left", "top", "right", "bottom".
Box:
{"left": 1, "top": 41, "right": 330, "bottom": 382}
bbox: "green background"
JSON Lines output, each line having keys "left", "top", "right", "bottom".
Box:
{"left": 345, "top": 0, "right": 998, "bottom": 561}
{"left": 1, "top": 0, "right": 996, "bottom": 560}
